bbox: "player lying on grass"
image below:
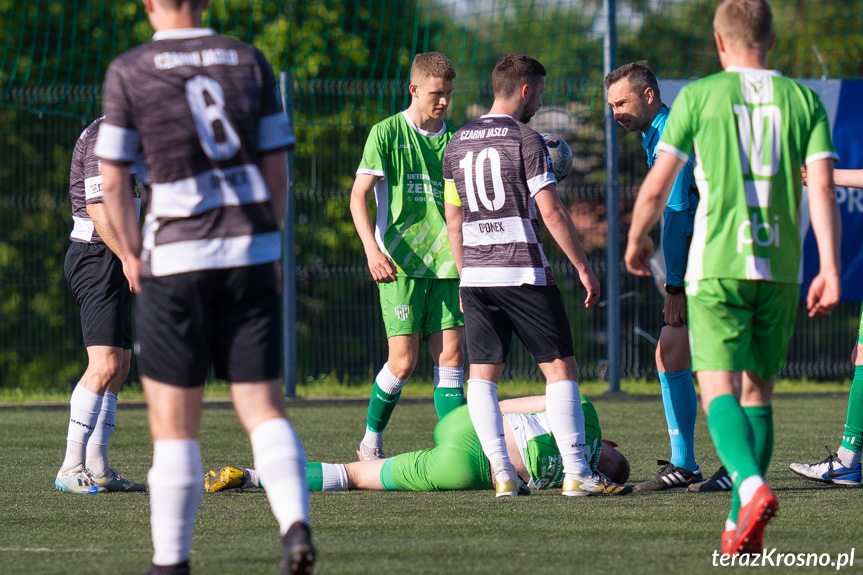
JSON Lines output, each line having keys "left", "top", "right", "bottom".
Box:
{"left": 204, "top": 394, "right": 631, "bottom": 494}
{"left": 790, "top": 167, "right": 863, "bottom": 487}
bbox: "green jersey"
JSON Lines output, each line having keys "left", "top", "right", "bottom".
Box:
{"left": 658, "top": 67, "right": 838, "bottom": 284}
{"left": 503, "top": 393, "right": 602, "bottom": 490}
{"left": 357, "top": 111, "right": 457, "bottom": 279}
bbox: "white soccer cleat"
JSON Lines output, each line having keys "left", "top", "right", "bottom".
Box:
{"left": 789, "top": 447, "right": 862, "bottom": 487}
{"left": 562, "top": 473, "right": 632, "bottom": 496}
{"left": 54, "top": 464, "right": 107, "bottom": 494}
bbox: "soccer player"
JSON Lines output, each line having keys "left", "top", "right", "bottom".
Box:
{"left": 606, "top": 61, "right": 730, "bottom": 492}
{"left": 350, "top": 52, "right": 466, "bottom": 461}
{"left": 624, "top": 0, "right": 841, "bottom": 555}
{"left": 443, "top": 53, "right": 630, "bottom": 497}
{"left": 204, "top": 395, "right": 631, "bottom": 494}
{"left": 55, "top": 116, "right": 146, "bottom": 494}
{"left": 95, "top": 1, "right": 314, "bottom": 574}
{"left": 790, "top": 167, "right": 863, "bottom": 487}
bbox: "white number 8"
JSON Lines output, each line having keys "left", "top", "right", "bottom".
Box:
{"left": 185, "top": 75, "right": 241, "bottom": 161}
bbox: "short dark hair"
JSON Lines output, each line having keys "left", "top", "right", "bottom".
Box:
{"left": 604, "top": 60, "right": 660, "bottom": 100}
{"left": 492, "top": 53, "right": 546, "bottom": 100}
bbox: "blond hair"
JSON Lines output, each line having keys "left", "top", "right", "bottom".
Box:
{"left": 714, "top": 0, "right": 774, "bottom": 53}
{"left": 410, "top": 52, "right": 456, "bottom": 87}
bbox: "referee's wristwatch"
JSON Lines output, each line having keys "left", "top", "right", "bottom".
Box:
{"left": 664, "top": 283, "right": 684, "bottom": 295}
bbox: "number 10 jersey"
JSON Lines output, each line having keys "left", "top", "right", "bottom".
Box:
{"left": 443, "top": 114, "right": 557, "bottom": 287}
{"left": 95, "top": 29, "right": 294, "bottom": 277}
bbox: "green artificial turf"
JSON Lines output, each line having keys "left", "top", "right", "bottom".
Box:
{"left": 1, "top": 394, "right": 860, "bottom": 574}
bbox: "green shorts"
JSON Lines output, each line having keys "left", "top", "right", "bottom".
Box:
{"left": 858, "top": 302, "right": 863, "bottom": 345}
{"left": 380, "top": 405, "right": 491, "bottom": 491}
{"left": 378, "top": 277, "right": 464, "bottom": 338}
{"left": 687, "top": 279, "right": 799, "bottom": 382}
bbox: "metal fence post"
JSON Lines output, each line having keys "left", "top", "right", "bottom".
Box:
{"left": 603, "top": 0, "right": 621, "bottom": 393}
{"left": 279, "top": 71, "right": 298, "bottom": 399}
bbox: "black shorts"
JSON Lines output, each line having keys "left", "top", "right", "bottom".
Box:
{"left": 135, "top": 263, "right": 281, "bottom": 387}
{"left": 461, "top": 284, "right": 574, "bottom": 364}
{"left": 64, "top": 242, "right": 133, "bottom": 349}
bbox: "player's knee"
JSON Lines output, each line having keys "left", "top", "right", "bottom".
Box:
{"left": 387, "top": 357, "right": 417, "bottom": 380}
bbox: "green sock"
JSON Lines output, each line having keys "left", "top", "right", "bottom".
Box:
{"left": 433, "top": 386, "right": 466, "bottom": 419}
{"left": 366, "top": 382, "right": 401, "bottom": 433}
{"left": 729, "top": 405, "right": 774, "bottom": 523}
{"left": 841, "top": 366, "right": 863, "bottom": 453}
{"left": 306, "top": 462, "right": 323, "bottom": 491}
{"left": 708, "top": 394, "right": 761, "bottom": 524}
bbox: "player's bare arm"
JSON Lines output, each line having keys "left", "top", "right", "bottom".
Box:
{"left": 533, "top": 184, "right": 600, "bottom": 308}
{"left": 100, "top": 162, "right": 141, "bottom": 289}
{"left": 804, "top": 157, "right": 841, "bottom": 318}
{"left": 349, "top": 172, "right": 397, "bottom": 283}
{"left": 499, "top": 395, "right": 546, "bottom": 414}
{"left": 625, "top": 150, "right": 686, "bottom": 276}
{"left": 444, "top": 201, "right": 464, "bottom": 278}
{"left": 86, "top": 202, "right": 139, "bottom": 294}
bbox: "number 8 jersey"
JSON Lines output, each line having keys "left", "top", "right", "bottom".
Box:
{"left": 443, "top": 114, "right": 557, "bottom": 287}
{"left": 658, "top": 67, "right": 838, "bottom": 284}
{"left": 94, "top": 29, "right": 294, "bottom": 277}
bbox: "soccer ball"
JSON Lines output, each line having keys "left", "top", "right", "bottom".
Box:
{"left": 541, "top": 133, "right": 573, "bottom": 182}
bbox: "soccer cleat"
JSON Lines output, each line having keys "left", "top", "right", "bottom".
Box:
{"left": 204, "top": 466, "right": 249, "bottom": 493}
{"left": 495, "top": 476, "right": 530, "bottom": 497}
{"left": 561, "top": 473, "right": 633, "bottom": 496}
{"left": 687, "top": 466, "right": 733, "bottom": 492}
{"left": 280, "top": 521, "right": 316, "bottom": 575}
{"left": 54, "top": 465, "right": 107, "bottom": 494}
{"left": 728, "top": 484, "right": 778, "bottom": 556}
{"left": 634, "top": 460, "right": 703, "bottom": 491}
{"left": 140, "top": 561, "right": 190, "bottom": 575}
{"left": 356, "top": 441, "right": 385, "bottom": 461}
{"left": 721, "top": 527, "right": 763, "bottom": 556}
{"left": 789, "top": 447, "right": 862, "bottom": 487}
{"left": 90, "top": 468, "right": 146, "bottom": 492}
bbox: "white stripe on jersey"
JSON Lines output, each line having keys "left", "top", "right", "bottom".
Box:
{"left": 685, "top": 140, "right": 708, "bottom": 282}
{"left": 805, "top": 150, "right": 840, "bottom": 165}
{"left": 462, "top": 216, "right": 536, "bottom": 246}
{"left": 527, "top": 173, "right": 555, "bottom": 196}
{"left": 94, "top": 123, "right": 140, "bottom": 163}
{"left": 149, "top": 165, "right": 269, "bottom": 218}
{"left": 258, "top": 111, "right": 295, "bottom": 151}
{"left": 84, "top": 175, "right": 104, "bottom": 202}
{"left": 146, "top": 231, "right": 281, "bottom": 277}
{"left": 657, "top": 141, "right": 690, "bottom": 163}
{"left": 461, "top": 266, "right": 550, "bottom": 287}
{"left": 70, "top": 216, "right": 95, "bottom": 242}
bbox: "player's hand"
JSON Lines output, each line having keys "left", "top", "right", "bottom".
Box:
{"left": 578, "top": 267, "right": 600, "bottom": 309}
{"left": 624, "top": 234, "right": 654, "bottom": 276}
{"left": 800, "top": 166, "right": 808, "bottom": 187}
{"left": 806, "top": 270, "right": 840, "bottom": 317}
{"left": 367, "top": 250, "right": 398, "bottom": 283}
{"left": 663, "top": 292, "right": 687, "bottom": 327}
{"left": 122, "top": 256, "right": 141, "bottom": 294}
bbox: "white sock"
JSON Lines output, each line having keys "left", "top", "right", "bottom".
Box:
{"left": 321, "top": 463, "right": 349, "bottom": 491}
{"left": 246, "top": 468, "right": 261, "bottom": 488}
{"left": 86, "top": 390, "right": 117, "bottom": 477}
{"left": 251, "top": 418, "right": 310, "bottom": 535}
{"left": 149, "top": 439, "right": 202, "bottom": 566}
{"left": 737, "top": 475, "right": 765, "bottom": 507}
{"left": 467, "top": 379, "right": 515, "bottom": 479}
{"left": 545, "top": 380, "right": 592, "bottom": 480}
{"left": 434, "top": 366, "right": 464, "bottom": 389}
{"left": 362, "top": 363, "right": 407, "bottom": 449}
{"left": 61, "top": 384, "right": 104, "bottom": 471}
{"left": 837, "top": 446, "right": 862, "bottom": 468}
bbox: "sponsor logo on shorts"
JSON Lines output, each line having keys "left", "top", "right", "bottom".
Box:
{"left": 394, "top": 304, "right": 410, "bottom": 321}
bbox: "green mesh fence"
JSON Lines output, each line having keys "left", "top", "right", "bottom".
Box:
{"left": 2, "top": 1, "right": 862, "bottom": 391}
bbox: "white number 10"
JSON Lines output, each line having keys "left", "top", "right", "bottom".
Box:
{"left": 734, "top": 104, "right": 781, "bottom": 178}
{"left": 458, "top": 147, "right": 506, "bottom": 212}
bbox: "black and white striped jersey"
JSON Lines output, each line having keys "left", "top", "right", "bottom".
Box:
{"left": 94, "top": 28, "right": 294, "bottom": 277}
{"left": 68, "top": 116, "right": 139, "bottom": 244}
{"left": 442, "top": 114, "right": 556, "bottom": 287}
